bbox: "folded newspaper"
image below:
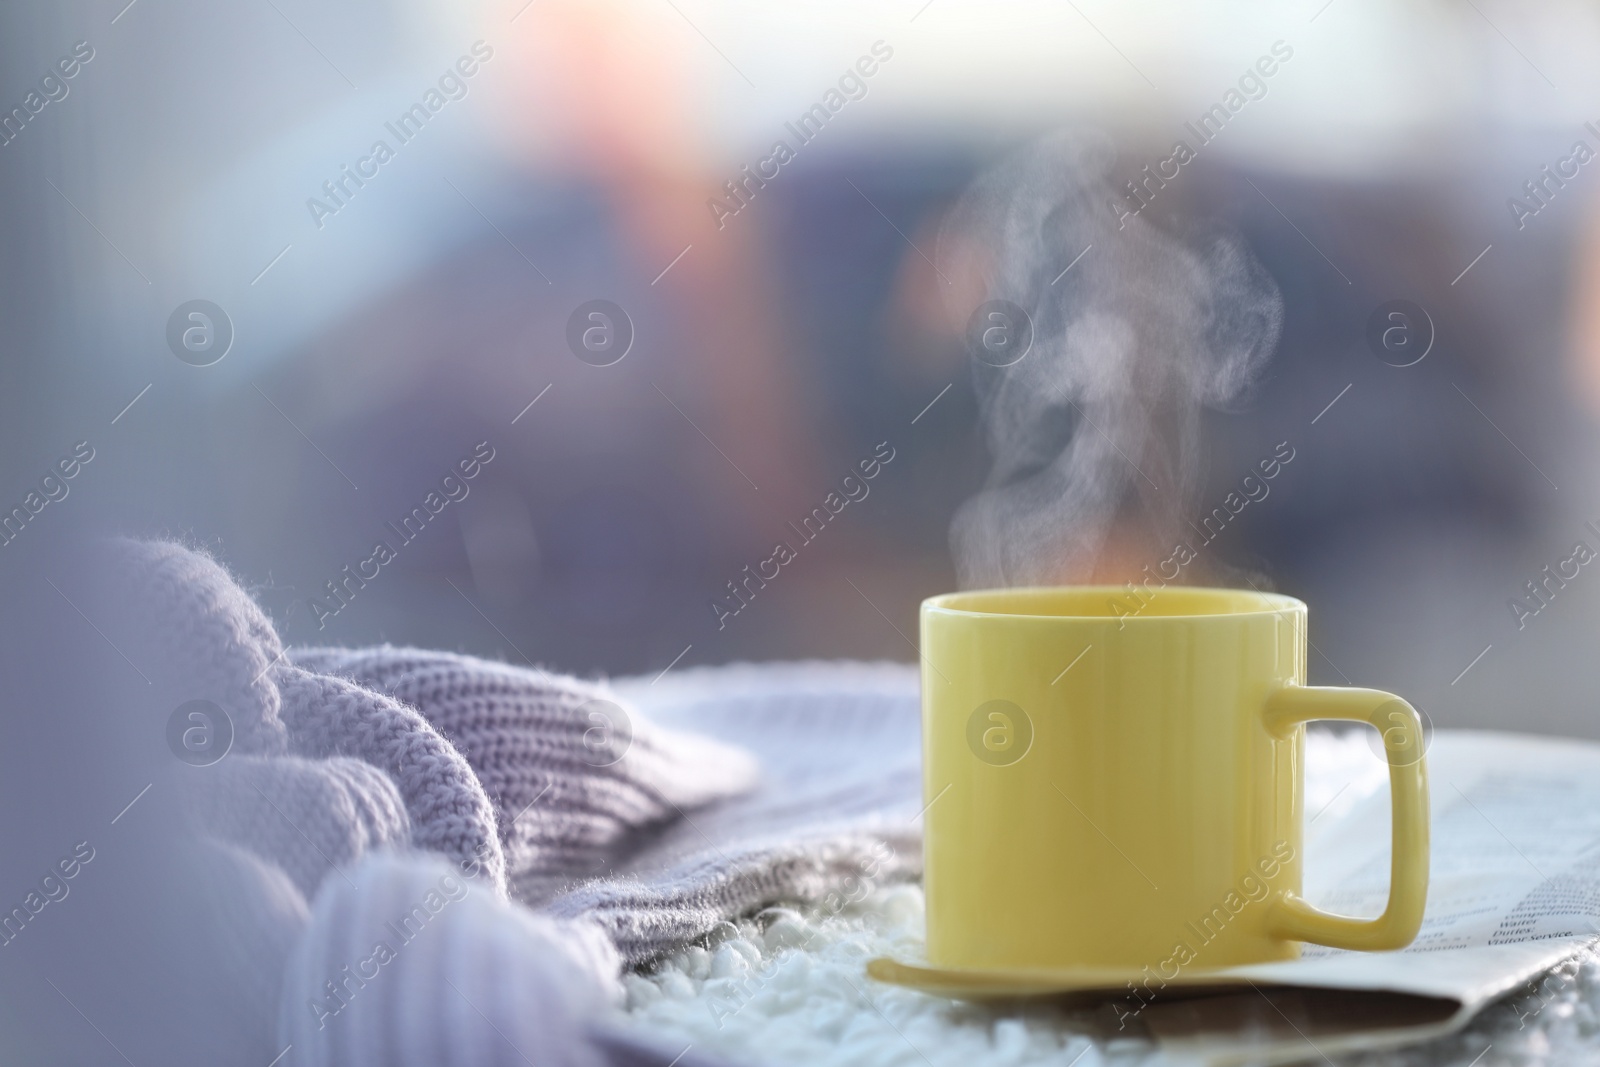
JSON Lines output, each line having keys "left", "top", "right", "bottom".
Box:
{"left": 1108, "top": 728, "right": 1600, "bottom": 1065}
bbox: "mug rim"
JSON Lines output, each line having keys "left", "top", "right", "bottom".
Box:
{"left": 923, "top": 585, "right": 1306, "bottom": 621}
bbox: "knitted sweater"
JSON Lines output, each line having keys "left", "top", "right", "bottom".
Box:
{"left": 99, "top": 540, "right": 922, "bottom": 1067}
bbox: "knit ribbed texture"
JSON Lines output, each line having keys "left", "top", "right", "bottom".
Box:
{"left": 106, "top": 538, "right": 290, "bottom": 755}
{"left": 100, "top": 537, "right": 508, "bottom": 897}
{"left": 279, "top": 852, "right": 616, "bottom": 1067}
{"left": 554, "top": 662, "right": 924, "bottom": 964}
{"left": 193, "top": 756, "right": 411, "bottom": 898}
{"left": 273, "top": 665, "right": 508, "bottom": 893}
{"left": 107, "top": 538, "right": 928, "bottom": 1066}
{"left": 292, "top": 647, "right": 760, "bottom": 902}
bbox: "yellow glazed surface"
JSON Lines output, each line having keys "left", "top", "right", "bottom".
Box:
{"left": 915, "top": 586, "right": 1428, "bottom": 977}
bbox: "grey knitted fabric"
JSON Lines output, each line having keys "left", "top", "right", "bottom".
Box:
{"left": 107, "top": 538, "right": 291, "bottom": 755}
{"left": 279, "top": 851, "right": 617, "bottom": 1067}
{"left": 195, "top": 756, "right": 411, "bottom": 898}
{"left": 292, "top": 646, "right": 760, "bottom": 903}
{"left": 273, "top": 665, "right": 507, "bottom": 891}
{"left": 185, "top": 837, "right": 311, "bottom": 1062}
{"left": 552, "top": 662, "right": 925, "bottom": 964}
{"left": 105, "top": 539, "right": 927, "bottom": 1066}
{"left": 105, "top": 538, "right": 507, "bottom": 894}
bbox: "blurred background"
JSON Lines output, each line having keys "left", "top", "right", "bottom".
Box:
{"left": 5, "top": 0, "right": 1600, "bottom": 741}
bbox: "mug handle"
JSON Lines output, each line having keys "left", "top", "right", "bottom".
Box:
{"left": 1261, "top": 685, "right": 1430, "bottom": 951}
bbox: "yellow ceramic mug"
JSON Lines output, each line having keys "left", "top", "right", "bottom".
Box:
{"left": 917, "top": 586, "right": 1428, "bottom": 977}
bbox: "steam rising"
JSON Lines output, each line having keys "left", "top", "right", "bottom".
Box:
{"left": 942, "top": 133, "right": 1284, "bottom": 588}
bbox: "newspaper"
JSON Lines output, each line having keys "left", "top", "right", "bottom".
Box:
{"left": 1138, "top": 729, "right": 1600, "bottom": 1065}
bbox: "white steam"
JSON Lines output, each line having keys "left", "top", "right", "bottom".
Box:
{"left": 943, "top": 133, "right": 1284, "bottom": 588}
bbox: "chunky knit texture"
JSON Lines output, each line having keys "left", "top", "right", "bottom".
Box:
{"left": 292, "top": 647, "right": 760, "bottom": 903}
{"left": 107, "top": 538, "right": 291, "bottom": 755}
{"left": 280, "top": 852, "right": 617, "bottom": 1067}
{"left": 105, "top": 539, "right": 925, "bottom": 1067}
{"left": 273, "top": 665, "right": 508, "bottom": 891}
{"left": 560, "top": 662, "right": 924, "bottom": 964}
{"left": 195, "top": 756, "right": 411, "bottom": 898}
{"left": 101, "top": 538, "right": 506, "bottom": 894}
